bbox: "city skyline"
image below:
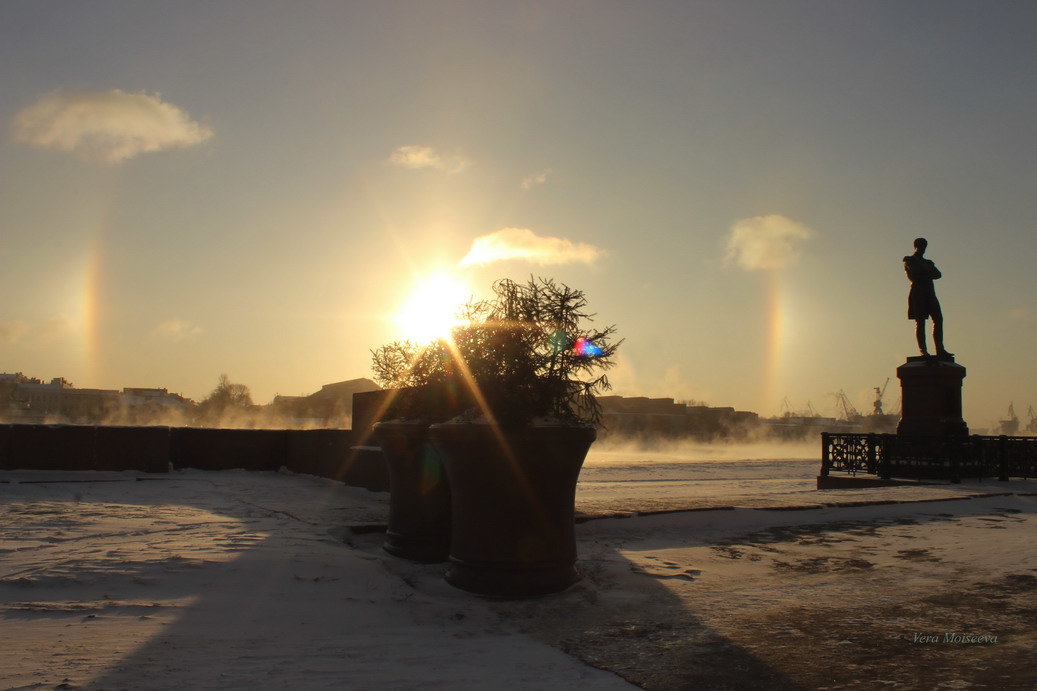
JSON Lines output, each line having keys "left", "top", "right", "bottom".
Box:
{"left": 2, "top": 2, "right": 1036, "bottom": 429}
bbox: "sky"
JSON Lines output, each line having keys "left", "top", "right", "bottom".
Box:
{"left": 1, "top": 1, "right": 1035, "bottom": 430}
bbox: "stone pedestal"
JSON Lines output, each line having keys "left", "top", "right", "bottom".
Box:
{"left": 896, "top": 355, "right": 968, "bottom": 438}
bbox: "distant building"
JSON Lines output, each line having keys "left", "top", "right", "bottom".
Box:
{"left": 264, "top": 378, "right": 380, "bottom": 428}
{"left": 0, "top": 373, "right": 120, "bottom": 423}
{"left": 123, "top": 387, "right": 191, "bottom": 408}
{"left": 119, "top": 387, "right": 192, "bottom": 425}
{"left": 597, "top": 395, "right": 760, "bottom": 440}
{"left": 0, "top": 372, "right": 380, "bottom": 428}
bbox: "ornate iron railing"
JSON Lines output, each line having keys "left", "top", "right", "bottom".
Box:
{"left": 821, "top": 433, "right": 1037, "bottom": 481}
{"left": 820, "top": 433, "right": 891, "bottom": 476}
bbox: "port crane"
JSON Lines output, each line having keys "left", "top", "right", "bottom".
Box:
{"left": 1027, "top": 406, "right": 1037, "bottom": 434}
{"left": 833, "top": 390, "right": 860, "bottom": 421}
{"left": 999, "top": 403, "right": 1020, "bottom": 436}
{"left": 873, "top": 378, "right": 890, "bottom": 416}
{"left": 779, "top": 397, "right": 822, "bottom": 419}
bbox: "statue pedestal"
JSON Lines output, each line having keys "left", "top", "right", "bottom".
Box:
{"left": 896, "top": 355, "right": 968, "bottom": 439}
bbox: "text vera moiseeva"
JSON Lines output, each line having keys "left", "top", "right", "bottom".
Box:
{"left": 913, "top": 632, "right": 998, "bottom": 644}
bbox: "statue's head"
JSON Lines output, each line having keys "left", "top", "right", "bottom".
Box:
{"left": 913, "top": 237, "right": 928, "bottom": 252}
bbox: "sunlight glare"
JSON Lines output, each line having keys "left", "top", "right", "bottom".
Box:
{"left": 396, "top": 272, "right": 470, "bottom": 343}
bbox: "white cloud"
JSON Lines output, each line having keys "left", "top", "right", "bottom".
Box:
{"left": 151, "top": 318, "right": 203, "bottom": 341}
{"left": 11, "top": 89, "right": 213, "bottom": 163}
{"left": 521, "top": 168, "right": 553, "bottom": 190}
{"left": 725, "top": 214, "right": 815, "bottom": 271}
{"left": 388, "top": 145, "right": 470, "bottom": 174}
{"left": 458, "top": 227, "right": 602, "bottom": 268}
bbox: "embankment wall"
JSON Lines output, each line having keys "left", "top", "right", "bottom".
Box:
{"left": 0, "top": 424, "right": 388, "bottom": 491}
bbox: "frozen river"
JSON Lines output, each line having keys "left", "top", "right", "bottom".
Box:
{"left": 576, "top": 441, "right": 1025, "bottom": 515}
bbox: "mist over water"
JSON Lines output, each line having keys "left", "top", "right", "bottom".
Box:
{"left": 580, "top": 437, "right": 823, "bottom": 503}
{"left": 587, "top": 436, "right": 821, "bottom": 467}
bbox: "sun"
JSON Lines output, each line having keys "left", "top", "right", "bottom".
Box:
{"left": 395, "top": 271, "right": 471, "bottom": 343}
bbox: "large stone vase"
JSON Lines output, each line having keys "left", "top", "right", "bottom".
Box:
{"left": 428, "top": 421, "right": 596, "bottom": 598}
{"left": 374, "top": 420, "right": 451, "bottom": 563}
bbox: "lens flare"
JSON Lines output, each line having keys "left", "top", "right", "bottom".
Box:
{"left": 573, "top": 337, "right": 603, "bottom": 358}
{"left": 550, "top": 330, "right": 603, "bottom": 359}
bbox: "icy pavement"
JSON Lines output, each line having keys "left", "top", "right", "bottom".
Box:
{"left": 2, "top": 455, "right": 1035, "bottom": 689}
{"left": 0, "top": 470, "right": 629, "bottom": 690}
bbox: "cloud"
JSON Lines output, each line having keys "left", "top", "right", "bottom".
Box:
{"left": 151, "top": 318, "right": 203, "bottom": 341}
{"left": 0, "top": 316, "right": 75, "bottom": 345}
{"left": 458, "top": 227, "right": 602, "bottom": 268}
{"left": 0, "top": 321, "right": 30, "bottom": 344}
{"left": 388, "top": 145, "right": 470, "bottom": 174}
{"left": 11, "top": 89, "right": 213, "bottom": 163}
{"left": 521, "top": 168, "right": 553, "bottom": 190}
{"left": 725, "top": 214, "right": 815, "bottom": 271}
{"left": 37, "top": 315, "right": 77, "bottom": 343}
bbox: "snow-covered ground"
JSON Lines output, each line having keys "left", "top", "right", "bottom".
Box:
{"left": 2, "top": 447, "right": 1034, "bottom": 689}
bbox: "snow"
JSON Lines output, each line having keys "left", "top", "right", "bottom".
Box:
{"left": 2, "top": 446, "right": 1035, "bottom": 689}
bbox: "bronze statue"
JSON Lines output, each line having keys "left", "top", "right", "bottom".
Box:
{"left": 904, "top": 238, "right": 951, "bottom": 357}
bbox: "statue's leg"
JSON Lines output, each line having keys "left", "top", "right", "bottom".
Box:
{"left": 930, "top": 297, "right": 947, "bottom": 356}
{"left": 933, "top": 315, "right": 950, "bottom": 356}
{"left": 915, "top": 319, "right": 929, "bottom": 355}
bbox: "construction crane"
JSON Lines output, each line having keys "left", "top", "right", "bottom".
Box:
{"left": 999, "top": 403, "right": 1020, "bottom": 436}
{"left": 833, "top": 390, "right": 860, "bottom": 421}
{"left": 873, "top": 378, "right": 890, "bottom": 416}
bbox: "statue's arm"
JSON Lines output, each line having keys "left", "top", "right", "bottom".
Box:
{"left": 928, "top": 260, "right": 942, "bottom": 280}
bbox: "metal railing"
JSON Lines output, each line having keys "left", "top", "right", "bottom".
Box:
{"left": 820, "top": 433, "right": 891, "bottom": 476}
{"left": 821, "top": 433, "right": 1037, "bottom": 482}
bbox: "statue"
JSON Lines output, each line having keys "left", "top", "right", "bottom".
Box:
{"left": 904, "top": 238, "right": 952, "bottom": 358}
